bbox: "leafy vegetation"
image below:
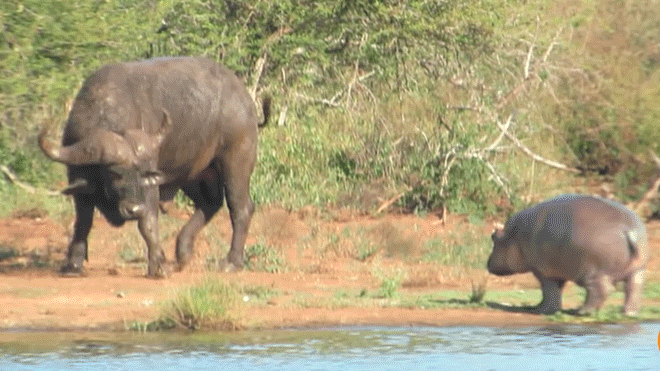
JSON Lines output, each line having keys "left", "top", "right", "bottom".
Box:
{"left": 244, "top": 242, "right": 285, "bottom": 273}
{"left": 422, "top": 227, "right": 491, "bottom": 270}
{"left": 2, "top": 0, "right": 658, "bottom": 217}
{"left": 159, "top": 277, "right": 243, "bottom": 330}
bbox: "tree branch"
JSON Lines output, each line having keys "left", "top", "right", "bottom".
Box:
{"left": 495, "top": 120, "right": 581, "bottom": 174}
{"left": 0, "top": 165, "right": 61, "bottom": 196}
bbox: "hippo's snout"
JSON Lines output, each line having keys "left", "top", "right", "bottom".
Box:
{"left": 486, "top": 254, "right": 516, "bottom": 276}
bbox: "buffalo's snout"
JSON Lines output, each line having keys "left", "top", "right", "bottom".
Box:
{"left": 119, "top": 200, "right": 146, "bottom": 220}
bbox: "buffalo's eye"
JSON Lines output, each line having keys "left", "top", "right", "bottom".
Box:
{"left": 108, "top": 169, "right": 123, "bottom": 181}
{"left": 140, "top": 170, "right": 165, "bottom": 186}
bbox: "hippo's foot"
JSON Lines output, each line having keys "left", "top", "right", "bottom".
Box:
{"left": 59, "top": 262, "right": 84, "bottom": 277}
{"left": 536, "top": 307, "right": 561, "bottom": 315}
{"left": 535, "top": 302, "right": 562, "bottom": 315}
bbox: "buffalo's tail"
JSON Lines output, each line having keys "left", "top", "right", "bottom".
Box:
{"left": 258, "top": 94, "right": 272, "bottom": 128}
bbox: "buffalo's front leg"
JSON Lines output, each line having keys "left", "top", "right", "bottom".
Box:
{"left": 61, "top": 193, "right": 95, "bottom": 275}
{"left": 138, "top": 189, "right": 166, "bottom": 278}
{"left": 138, "top": 210, "right": 166, "bottom": 278}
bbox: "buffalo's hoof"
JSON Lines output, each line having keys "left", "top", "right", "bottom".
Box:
{"left": 146, "top": 264, "right": 170, "bottom": 279}
{"left": 59, "top": 263, "right": 84, "bottom": 277}
{"left": 623, "top": 309, "right": 639, "bottom": 317}
{"left": 175, "top": 256, "right": 191, "bottom": 272}
{"left": 576, "top": 307, "right": 597, "bottom": 317}
{"left": 147, "top": 269, "right": 169, "bottom": 280}
{"left": 221, "top": 260, "right": 243, "bottom": 273}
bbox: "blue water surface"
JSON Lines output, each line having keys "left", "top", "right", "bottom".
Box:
{"left": 1, "top": 323, "right": 658, "bottom": 370}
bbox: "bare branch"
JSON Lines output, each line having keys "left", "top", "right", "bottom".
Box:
{"left": 0, "top": 165, "right": 61, "bottom": 196}
{"left": 633, "top": 150, "right": 660, "bottom": 217}
{"left": 294, "top": 93, "right": 342, "bottom": 107}
{"left": 496, "top": 120, "right": 581, "bottom": 173}
{"left": 649, "top": 149, "right": 660, "bottom": 168}
{"left": 277, "top": 105, "right": 288, "bottom": 126}
{"left": 376, "top": 192, "right": 406, "bottom": 214}
{"left": 249, "top": 54, "right": 267, "bottom": 101}
{"left": 486, "top": 114, "right": 514, "bottom": 151}
{"left": 633, "top": 174, "right": 660, "bottom": 218}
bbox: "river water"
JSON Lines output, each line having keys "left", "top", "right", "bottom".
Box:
{"left": 1, "top": 323, "right": 658, "bottom": 370}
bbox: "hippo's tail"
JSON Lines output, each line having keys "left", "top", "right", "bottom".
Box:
{"left": 624, "top": 229, "right": 647, "bottom": 274}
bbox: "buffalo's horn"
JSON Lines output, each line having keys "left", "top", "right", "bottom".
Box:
{"left": 39, "top": 128, "right": 134, "bottom": 166}
{"left": 61, "top": 178, "right": 92, "bottom": 195}
{"left": 154, "top": 109, "right": 172, "bottom": 146}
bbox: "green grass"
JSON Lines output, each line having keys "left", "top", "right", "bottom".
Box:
{"left": 642, "top": 281, "right": 660, "bottom": 300}
{"left": 158, "top": 277, "right": 242, "bottom": 331}
{"left": 0, "top": 245, "right": 19, "bottom": 261}
{"left": 422, "top": 227, "right": 491, "bottom": 270}
{"left": 244, "top": 242, "right": 285, "bottom": 273}
{"left": 240, "top": 285, "right": 282, "bottom": 305}
{"left": 117, "top": 233, "right": 145, "bottom": 265}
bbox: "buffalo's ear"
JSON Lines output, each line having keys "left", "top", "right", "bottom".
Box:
{"left": 491, "top": 226, "right": 506, "bottom": 241}
{"left": 140, "top": 170, "right": 166, "bottom": 187}
{"left": 62, "top": 178, "right": 94, "bottom": 195}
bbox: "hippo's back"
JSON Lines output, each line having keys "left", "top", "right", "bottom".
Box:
{"left": 524, "top": 194, "right": 646, "bottom": 280}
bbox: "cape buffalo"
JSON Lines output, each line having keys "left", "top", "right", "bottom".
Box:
{"left": 39, "top": 56, "right": 271, "bottom": 277}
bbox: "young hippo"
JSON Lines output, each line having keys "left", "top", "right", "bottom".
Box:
{"left": 487, "top": 194, "right": 647, "bottom": 315}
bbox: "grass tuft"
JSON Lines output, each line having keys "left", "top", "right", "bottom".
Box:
{"left": 159, "top": 277, "right": 242, "bottom": 331}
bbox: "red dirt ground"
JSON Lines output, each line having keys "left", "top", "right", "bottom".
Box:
{"left": 0, "top": 206, "right": 658, "bottom": 331}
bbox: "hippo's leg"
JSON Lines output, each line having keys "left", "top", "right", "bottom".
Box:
{"left": 536, "top": 276, "right": 566, "bottom": 314}
{"left": 623, "top": 269, "right": 645, "bottom": 316}
{"left": 579, "top": 274, "right": 611, "bottom": 315}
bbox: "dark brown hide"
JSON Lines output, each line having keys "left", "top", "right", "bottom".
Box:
{"left": 39, "top": 57, "right": 271, "bottom": 277}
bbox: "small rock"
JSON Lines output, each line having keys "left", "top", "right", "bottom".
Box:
{"left": 116, "top": 291, "right": 125, "bottom": 298}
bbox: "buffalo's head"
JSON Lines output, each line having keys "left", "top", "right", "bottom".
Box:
{"left": 39, "top": 112, "right": 171, "bottom": 220}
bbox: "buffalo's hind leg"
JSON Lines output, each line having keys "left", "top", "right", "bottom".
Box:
{"left": 61, "top": 193, "right": 95, "bottom": 275}
{"left": 222, "top": 149, "right": 257, "bottom": 272}
{"left": 175, "top": 166, "right": 224, "bottom": 271}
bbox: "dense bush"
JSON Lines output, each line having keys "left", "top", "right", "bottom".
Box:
{"left": 1, "top": 0, "right": 658, "bottom": 217}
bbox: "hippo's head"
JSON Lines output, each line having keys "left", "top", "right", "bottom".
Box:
{"left": 487, "top": 225, "right": 529, "bottom": 276}
{"left": 39, "top": 111, "right": 171, "bottom": 220}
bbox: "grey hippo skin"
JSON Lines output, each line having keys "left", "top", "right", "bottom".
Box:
{"left": 39, "top": 57, "right": 271, "bottom": 278}
{"left": 487, "top": 194, "right": 647, "bottom": 315}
